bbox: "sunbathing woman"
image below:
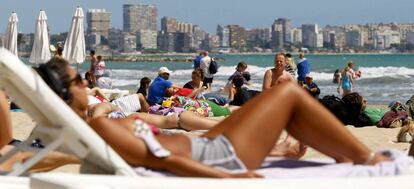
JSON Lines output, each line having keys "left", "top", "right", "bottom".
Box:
{"left": 36, "top": 58, "right": 390, "bottom": 178}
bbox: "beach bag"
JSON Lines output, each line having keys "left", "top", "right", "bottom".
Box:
{"left": 319, "top": 95, "right": 348, "bottom": 124}
{"left": 209, "top": 58, "right": 219, "bottom": 74}
{"left": 377, "top": 110, "right": 408, "bottom": 128}
{"left": 397, "top": 119, "right": 414, "bottom": 143}
{"left": 405, "top": 95, "right": 414, "bottom": 118}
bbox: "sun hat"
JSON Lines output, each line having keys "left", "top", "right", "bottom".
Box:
{"left": 305, "top": 74, "right": 313, "bottom": 79}
{"left": 158, "top": 67, "right": 172, "bottom": 75}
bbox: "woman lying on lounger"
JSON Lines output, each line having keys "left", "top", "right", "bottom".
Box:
{"left": 35, "top": 57, "right": 390, "bottom": 178}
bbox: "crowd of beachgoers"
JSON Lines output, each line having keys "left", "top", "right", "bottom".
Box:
{"left": 1, "top": 50, "right": 414, "bottom": 178}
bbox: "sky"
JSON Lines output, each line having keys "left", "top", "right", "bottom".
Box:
{"left": 1, "top": 0, "right": 413, "bottom": 34}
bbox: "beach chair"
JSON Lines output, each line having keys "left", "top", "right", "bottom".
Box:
{"left": 0, "top": 48, "right": 136, "bottom": 177}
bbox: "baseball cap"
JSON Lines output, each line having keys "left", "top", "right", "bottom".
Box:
{"left": 158, "top": 67, "right": 172, "bottom": 75}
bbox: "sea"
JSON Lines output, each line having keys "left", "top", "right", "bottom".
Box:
{"left": 73, "top": 54, "right": 414, "bottom": 105}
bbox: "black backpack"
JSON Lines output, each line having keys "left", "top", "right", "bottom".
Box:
{"left": 319, "top": 95, "right": 348, "bottom": 124}
{"left": 209, "top": 58, "right": 219, "bottom": 74}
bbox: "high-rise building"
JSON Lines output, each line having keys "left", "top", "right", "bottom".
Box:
{"left": 407, "top": 31, "right": 414, "bottom": 45}
{"left": 302, "top": 24, "right": 319, "bottom": 48}
{"left": 346, "top": 30, "right": 364, "bottom": 48}
{"left": 123, "top": 4, "right": 157, "bottom": 33}
{"left": 87, "top": 9, "right": 111, "bottom": 39}
{"left": 271, "top": 22, "right": 284, "bottom": 49}
{"left": 374, "top": 30, "right": 400, "bottom": 49}
{"left": 274, "top": 18, "right": 292, "bottom": 43}
{"left": 177, "top": 22, "right": 194, "bottom": 34}
{"left": 228, "top": 25, "right": 247, "bottom": 51}
{"left": 217, "top": 25, "right": 230, "bottom": 48}
{"left": 157, "top": 31, "right": 175, "bottom": 52}
{"left": 121, "top": 32, "right": 137, "bottom": 52}
{"left": 108, "top": 28, "right": 123, "bottom": 50}
{"left": 161, "top": 16, "right": 178, "bottom": 33}
{"left": 291, "top": 28, "right": 302, "bottom": 45}
{"left": 136, "top": 30, "right": 158, "bottom": 50}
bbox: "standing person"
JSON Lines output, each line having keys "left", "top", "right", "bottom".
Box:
{"left": 137, "top": 77, "right": 151, "bottom": 99}
{"left": 262, "top": 53, "right": 294, "bottom": 91}
{"left": 285, "top": 53, "right": 297, "bottom": 79}
{"left": 89, "top": 50, "right": 97, "bottom": 75}
{"left": 304, "top": 75, "right": 320, "bottom": 98}
{"left": 337, "top": 66, "right": 353, "bottom": 97}
{"left": 193, "top": 53, "right": 203, "bottom": 70}
{"left": 199, "top": 51, "right": 214, "bottom": 90}
{"left": 147, "top": 67, "right": 178, "bottom": 105}
{"left": 94, "top": 55, "right": 106, "bottom": 79}
{"left": 297, "top": 52, "right": 310, "bottom": 85}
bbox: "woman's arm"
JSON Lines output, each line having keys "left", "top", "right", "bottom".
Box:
{"left": 0, "top": 91, "right": 12, "bottom": 149}
{"left": 262, "top": 70, "right": 272, "bottom": 91}
{"left": 146, "top": 153, "right": 260, "bottom": 178}
{"left": 88, "top": 117, "right": 260, "bottom": 178}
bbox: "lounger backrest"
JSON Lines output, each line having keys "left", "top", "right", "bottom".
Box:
{"left": 0, "top": 48, "right": 137, "bottom": 176}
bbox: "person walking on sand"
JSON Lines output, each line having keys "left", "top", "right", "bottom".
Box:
{"left": 297, "top": 52, "right": 310, "bottom": 85}
{"left": 337, "top": 66, "right": 353, "bottom": 97}
{"left": 199, "top": 51, "right": 214, "bottom": 90}
{"left": 262, "top": 53, "right": 294, "bottom": 91}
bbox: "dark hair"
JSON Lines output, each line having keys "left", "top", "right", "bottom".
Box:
{"left": 232, "top": 75, "right": 244, "bottom": 88}
{"left": 97, "top": 55, "right": 102, "bottom": 60}
{"left": 56, "top": 46, "right": 63, "bottom": 56}
{"left": 90, "top": 50, "right": 95, "bottom": 55}
{"left": 85, "top": 71, "right": 97, "bottom": 88}
{"left": 137, "top": 77, "right": 151, "bottom": 97}
{"left": 35, "top": 57, "right": 72, "bottom": 103}
{"left": 237, "top": 61, "right": 248, "bottom": 69}
{"left": 242, "top": 71, "right": 251, "bottom": 82}
{"left": 285, "top": 53, "right": 292, "bottom": 58}
{"left": 342, "top": 92, "right": 364, "bottom": 112}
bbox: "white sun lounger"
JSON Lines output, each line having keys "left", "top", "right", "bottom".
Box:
{"left": 0, "top": 48, "right": 136, "bottom": 177}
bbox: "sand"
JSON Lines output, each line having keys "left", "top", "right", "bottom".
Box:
{"left": 9, "top": 108, "right": 411, "bottom": 173}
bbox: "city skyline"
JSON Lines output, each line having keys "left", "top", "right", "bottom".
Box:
{"left": 1, "top": 0, "right": 414, "bottom": 34}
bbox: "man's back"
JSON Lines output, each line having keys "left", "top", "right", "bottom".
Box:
{"left": 148, "top": 76, "right": 172, "bottom": 105}
{"left": 200, "top": 56, "right": 213, "bottom": 78}
{"left": 193, "top": 55, "right": 202, "bottom": 70}
{"left": 297, "top": 59, "right": 310, "bottom": 82}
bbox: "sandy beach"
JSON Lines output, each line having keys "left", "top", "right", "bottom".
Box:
{"left": 10, "top": 107, "right": 411, "bottom": 173}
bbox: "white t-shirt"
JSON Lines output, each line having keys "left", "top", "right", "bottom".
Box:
{"left": 200, "top": 56, "right": 213, "bottom": 78}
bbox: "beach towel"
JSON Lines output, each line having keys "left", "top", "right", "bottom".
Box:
{"left": 111, "top": 94, "right": 141, "bottom": 114}
{"left": 158, "top": 96, "right": 213, "bottom": 117}
{"left": 133, "top": 149, "right": 414, "bottom": 178}
{"left": 364, "top": 108, "right": 388, "bottom": 125}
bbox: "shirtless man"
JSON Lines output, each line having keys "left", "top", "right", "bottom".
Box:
{"left": 262, "top": 53, "right": 294, "bottom": 91}
{"left": 89, "top": 50, "right": 98, "bottom": 75}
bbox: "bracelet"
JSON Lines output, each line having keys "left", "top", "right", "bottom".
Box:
{"left": 363, "top": 151, "right": 376, "bottom": 164}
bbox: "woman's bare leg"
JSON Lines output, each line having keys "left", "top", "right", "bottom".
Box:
{"left": 205, "top": 83, "right": 381, "bottom": 169}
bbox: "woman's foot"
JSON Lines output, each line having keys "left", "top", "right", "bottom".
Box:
{"left": 268, "top": 137, "right": 307, "bottom": 159}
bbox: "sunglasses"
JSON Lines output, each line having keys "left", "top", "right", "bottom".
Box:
{"left": 69, "top": 74, "right": 83, "bottom": 86}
